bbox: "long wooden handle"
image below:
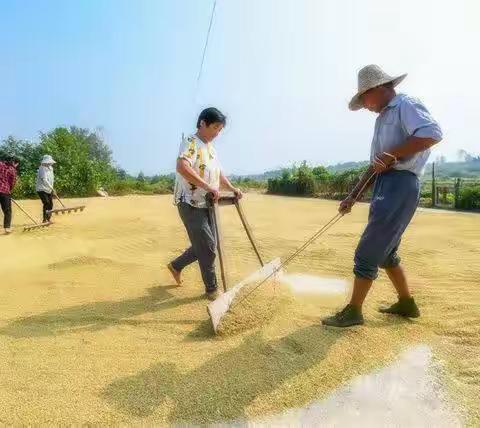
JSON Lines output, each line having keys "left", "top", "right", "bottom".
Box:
{"left": 48, "top": 186, "right": 66, "bottom": 208}
{"left": 54, "top": 193, "right": 66, "bottom": 208}
{"left": 11, "top": 199, "right": 38, "bottom": 225}
{"left": 208, "top": 203, "right": 228, "bottom": 292}
{"left": 235, "top": 199, "right": 264, "bottom": 267}
{"left": 232, "top": 173, "right": 378, "bottom": 308}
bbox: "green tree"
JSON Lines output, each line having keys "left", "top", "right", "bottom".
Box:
{"left": 70, "top": 127, "right": 113, "bottom": 164}
{"left": 0, "top": 136, "right": 43, "bottom": 198}
{"left": 312, "top": 165, "right": 330, "bottom": 182}
{"left": 116, "top": 168, "right": 128, "bottom": 180}
{"left": 296, "top": 161, "right": 315, "bottom": 195}
{"left": 39, "top": 127, "right": 116, "bottom": 196}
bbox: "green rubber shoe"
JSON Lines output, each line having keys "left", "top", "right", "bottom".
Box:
{"left": 322, "top": 304, "right": 364, "bottom": 328}
{"left": 379, "top": 297, "right": 420, "bottom": 318}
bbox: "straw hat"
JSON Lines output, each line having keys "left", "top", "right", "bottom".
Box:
{"left": 41, "top": 155, "right": 56, "bottom": 165}
{"left": 349, "top": 64, "right": 407, "bottom": 111}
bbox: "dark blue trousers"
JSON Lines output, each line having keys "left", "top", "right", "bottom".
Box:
{"left": 354, "top": 170, "right": 420, "bottom": 280}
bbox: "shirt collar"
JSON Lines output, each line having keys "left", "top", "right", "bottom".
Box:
{"left": 386, "top": 93, "right": 404, "bottom": 109}
{"left": 194, "top": 133, "right": 212, "bottom": 146}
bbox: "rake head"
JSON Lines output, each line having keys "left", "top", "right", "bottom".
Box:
{"left": 207, "top": 257, "right": 282, "bottom": 334}
{"left": 48, "top": 206, "right": 86, "bottom": 215}
{"left": 23, "top": 222, "right": 52, "bottom": 232}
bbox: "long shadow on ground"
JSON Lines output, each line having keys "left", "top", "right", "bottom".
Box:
{"left": 102, "top": 325, "right": 344, "bottom": 424}
{"left": 0, "top": 285, "right": 203, "bottom": 338}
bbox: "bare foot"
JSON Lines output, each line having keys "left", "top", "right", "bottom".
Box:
{"left": 167, "top": 263, "right": 183, "bottom": 286}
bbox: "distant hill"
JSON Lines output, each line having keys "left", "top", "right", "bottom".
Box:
{"left": 230, "top": 169, "right": 283, "bottom": 181}
{"left": 166, "top": 160, "right": 480, "bottom": 182}
{"left": 424, "top": 161, "right": 480, "bottom": 178}
{"left": 326, "top": 161, "right": 369, "bottom": 173}
{"left": 324, "top": 160, "right": 480, "bottom": 178}
{"left": 230, "top": 161, "right": 370, "bottom": 181}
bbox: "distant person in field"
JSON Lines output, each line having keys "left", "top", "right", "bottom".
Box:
{"left": 167, "top": 107, "right": 243, "bottom": 300}
{"left": 322, "top": 64, "right": 443, "bottom": 328}
{"left": 0, "top": 156, "right": 19, "bottom": 234}
{"left": 36, "top": 155, "right": 56, "bottom": 223}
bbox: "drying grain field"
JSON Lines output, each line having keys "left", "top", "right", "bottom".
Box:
{"left": 0, "top": 194, "right": 478, "bottom": 425}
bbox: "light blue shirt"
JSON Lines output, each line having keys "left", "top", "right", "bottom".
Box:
{"left": 35, "top": 165, "right": 54, "bottom": 193}
{"left": 371, "top": 94, "right": 443, "bottom": 176}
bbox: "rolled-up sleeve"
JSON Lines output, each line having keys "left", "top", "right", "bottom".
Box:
{"left": 178, "top": 137, "right": 197, "bottom": 167}
{"left": 400, "top": 98, "right": 443, "bottom": 141}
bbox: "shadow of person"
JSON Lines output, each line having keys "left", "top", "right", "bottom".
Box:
{"left": 183, "top": 318, "right": 215, "bottom": 340}
{"left": 0, "top": 285, "right": 204, "bottom": 338}
{"left": 102, "top": 325, "right": 344, "bottom": 424}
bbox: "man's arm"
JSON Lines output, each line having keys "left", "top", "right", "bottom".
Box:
{"left": 342, "top": 99, "right": 443, "bottom": 214}
{"left": 220, "top": 171, "right": 243, "bottom": 199}
{"left": 390, "top": 136, "right": 439, "bottom": 159}
{"left": 339, "top": 165, "right": 376, "bottom": 214}
{"left": 340, "top": 135, "right": 440, "bottom": 213}
{"left": 374, "top": 98, "right": 443, "bottom": 173}
{"left": 373, "top": 136, "right": 441, "bottom": 174}
{"left": 176, "top": 158, "right": 219, "bottom": 201}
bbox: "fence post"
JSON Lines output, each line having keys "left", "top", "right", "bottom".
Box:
{"left": 431, "top": 162, "right": 436, "bottom": 207}
{"left": 454, "top": 178, "right": 461, "bottom": 209}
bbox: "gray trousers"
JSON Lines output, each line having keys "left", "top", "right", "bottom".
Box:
{"left": 354, "top": 170, "right": 420, "bottom": 280}
{"left": 171, "top": 202, "right": 218, "bottom": 292}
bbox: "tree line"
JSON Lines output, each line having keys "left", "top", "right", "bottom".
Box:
{"left": 0, "top": 127, "right": 174, "bottom": 198}
{"left": 2, "top": 127, "right": 478, "bottom": 210}
{"left": 267, "top": 161, "right": 480, "bottom": 210}
{"left": 267, "top": 162, "right": 370, "bottom": 200}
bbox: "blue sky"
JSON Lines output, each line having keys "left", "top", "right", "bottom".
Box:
{"left": 1, "top": 1, "right": 479, "bottom": 175}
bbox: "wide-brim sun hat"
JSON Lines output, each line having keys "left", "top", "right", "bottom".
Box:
{"left": 41, "top": 155, "right": 56, "bottom": 165}
{"left": 349, "top": 64, "right": 407, "bottom": 111}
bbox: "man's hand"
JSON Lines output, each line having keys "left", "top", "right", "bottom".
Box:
{"left": 372, "top": 152, "right": 397, "bottom": 174}
{"left": 205, "top": 186, "right": 220, "bottom": 203}
{"left": 232, "top": 187, "right": 243, "bottom": 200}
{"left": 339, "top": 196, "right": 355, "bottom": 215}
{"left": 338, "top": 165, "right": 376, "bottom": 215}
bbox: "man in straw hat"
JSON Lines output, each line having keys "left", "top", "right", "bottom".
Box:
{"left": 322, "top": 64, "right": 443, "bottom": 327}
{"left": 36, "top": 154, "right": 56, "bottom": 223}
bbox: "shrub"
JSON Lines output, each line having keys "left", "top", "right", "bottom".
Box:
{"left": 456, "top": 186, "right": 480, "bottom": 210}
